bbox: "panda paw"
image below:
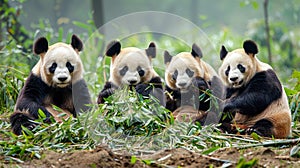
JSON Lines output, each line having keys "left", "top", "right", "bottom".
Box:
{"left": 191, "top": 77, "right": 209, "bottom": 91}
{"left": 223, "top": 102, "right": 238, "bottom": 113}
{"left": 97, "top": 88, "right": 115, "bottom": 104}
{"left": 245, "top": 127, "right": 266, "bottom": 137}
{"left": 135, "top": 83, "right": 152, "bottom": 97}
{"left": 10, "top": 112, "right": 38, "bottom": 135}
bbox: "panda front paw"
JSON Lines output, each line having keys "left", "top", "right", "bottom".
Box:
{"left": 223, "top": 102, "right": 238, "bottom": 113}
{"left": 191, "top": 77, "right": 209, "bottom": 91}
{"left": 97, "top": 88, "right": 115, "bottom": 104}
{"left": 10, "top": 112, "right": 38, "bottom": 135}
{"left": 135, "top": 83, "right": 152, "bottom": 97}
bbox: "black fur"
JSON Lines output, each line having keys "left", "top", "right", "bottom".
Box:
{"left": 135, "top": 76, "right": 165, "bottom": 105}
{"left": 165, "top": 86, "right": 181, "bottom": 112}
{"left": 246, "top": 119, "right": 274, "bottom": 137}
{"left": 222, "top": 70, "right": 282, "bottom": 116}
{"left": 220, "top": 45, "right": 228, "bottom": 60}
{"left": 165, "top": 77, "right": 210, "bottom": 112}
{"left": 222, "top": 70, "right": 282, "bottom": 126}
{"left": 70, "top": 79, "right": 91, "bottom": 114}
{"left": 98, "top": 77, "right": 165, "bottom": 105}
{"left": 243, "top": 40, "right": 258, "bottom": 55}
{"left": 105, "top": 40, "right": 121, "bottom": 57}
{"left": 97, "top": 81, "right": 118, "bottom": 104}
{"left": 10, "top": 73, "right": 91, "bottom": 135}
{"left": 33, "top": 37, "right": 48, "bottom": 55}
{"left": 164, "top": 51, "right": 173, "bottom": 64}
{"left": 71, "top": 34, "right": 83, "bottom": 51}
{"left": 10, "top": 112, "right": 37, "bottom": 135}
{"left": 145, "top": 42, "right": 156, "bottom": 58}
{"left": 13, "top": 73, "right": 52, "bottom": 118}
{"left": 191, "top": 43, "right": 203, "bottom": 58}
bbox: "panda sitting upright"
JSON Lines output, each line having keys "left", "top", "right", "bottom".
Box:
{"left": 97, "top": 41, "right": 164, "bottom": 105}
{"left": 10, "top": 35, "right": 91, "bottom": 135}
{"left": 219, "top": 40, "right": 291, "bottom": 138}
{"left": 164, "top": 44, "right": 222, "bottom": 123}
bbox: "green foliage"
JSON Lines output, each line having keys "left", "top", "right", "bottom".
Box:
{"left": 290, "top": 144, "right": 300, "bottom": 158}
{"left": 97, "top": 88, "right": 173, "bottom": 136}
{"left": 0, "top": 112, "right": 94, "bottom": 162}
{"left": 84, "top": 88, "right": 174, "bottom": 140}
{"left": 0, "top": 0, "right": 32, "bottom": 50}
{"left": 286, "top": 70, "right": 300, "bottom": 127}
{"left": 0, "top": 41, "right": 31, "bottom": 113}
{"left": 236, "top": 157, "right": 258, "bottom": 168}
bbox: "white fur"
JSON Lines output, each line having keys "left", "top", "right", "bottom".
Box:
{"left": 109, "top": 47, "right": 156, "bottom": 87}
{"left": 33, "top": 43, "right": 83, "bottom": 88}
{"left": 165, "top": 52, "right": 217, "bottom": 92}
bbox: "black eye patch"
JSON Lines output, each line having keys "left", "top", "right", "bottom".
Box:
{"left": 237, "top": 64, "right": 246, "bottom": 73}
{"left": 49, "top": 62, "right": 57, "bottom": 73}
{"left": 225, "top": 66, "right": 230, "bottom": 76}
{"left": 66, "top": 62, "right": 74, "bottom": 73}
{"left": 172, "top": 70, "right": 178, "bottom": 80}
{"left": 120, "top": 66, "right": 128, "bottom": 76}
{"left": 186, "top": 68, "right": 194, "bottom": 78}
{"left": 137, "top": 66, "right": 145, "bottom": 76}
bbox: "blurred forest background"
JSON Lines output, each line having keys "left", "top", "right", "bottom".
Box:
{"left": 1, "top": 0, "right": 300, "bottom": 79}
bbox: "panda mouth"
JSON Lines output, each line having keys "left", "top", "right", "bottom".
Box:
{"left": 56, "top": 83, "right": 70, "bottom": 88}
{"left": 232, "top": 80, "right": 244, "bottom": 87}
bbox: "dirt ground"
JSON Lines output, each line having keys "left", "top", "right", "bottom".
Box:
{"left": 2, "top": 145, "right": 300, "bottom": 168}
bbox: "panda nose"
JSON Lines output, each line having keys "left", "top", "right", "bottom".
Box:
{"left": 230, "top": 77, "right": 238, "bottom": 82}
{"left": 58, "top": 77, "right": 68, "bottom": 82}
{"left": 178, "top": 82, "right": 187, "bottom": 87}
{"left": 128, "top": 80, "right": 137, "bottom": 85}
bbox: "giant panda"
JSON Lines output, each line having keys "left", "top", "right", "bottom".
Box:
{"left": 10, "top": 35, "right": 92, "bottom": 135}
{"left": 218, "top": 40, "right": 291, "bottom": 138}
{"left": 97, "top": 40, "right": 164, "bottom": 105}
{"left": 164, "top": 43, "right": 223, "bottom": 123}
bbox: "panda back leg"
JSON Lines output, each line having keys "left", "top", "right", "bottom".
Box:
{"left": 246, "top": 119, "right": 273, "bottom": 137}
{"left": 246, "top": 111, "right": 291, "bottom": 138}
{"left": 269, "top": 111, "right": 291, "bottom": 138}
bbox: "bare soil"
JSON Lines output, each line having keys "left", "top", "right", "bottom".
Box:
{"left": 2, "top": 145, "right": 300, "bottom": 167}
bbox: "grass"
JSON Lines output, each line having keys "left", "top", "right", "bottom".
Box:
{"left": 1, "top": 83, "right": 300, "bottom": 163}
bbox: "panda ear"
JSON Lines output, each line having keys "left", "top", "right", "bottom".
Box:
{"left": 33, "top": 37, "right": 48, "bottom": 55}
{"left": 71, "top": 34, "right": 83, "bottom": 51}
{"left": 243, "top": 40, "right": 258, "bottom": 56}
{"left": 191, "top": 43, "right": 203, "bottom": 58}
{"left": 105, "top": 40, "right": 121, "bottom": 57}
{"left": 145, "top": 42, "right": 156, "bottom": 58}
{"left": 220, "top": 45, "right": 228, "bottom": 60}
{"left": 164, "top": 50, "right": 172, "bottom": 64}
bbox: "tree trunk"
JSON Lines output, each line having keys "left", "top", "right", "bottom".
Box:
{"left": 264, "top": 0, "right": 272, "bottom": 65}
{"left": 92, "top": 0, "right": 104, "bottom": 28}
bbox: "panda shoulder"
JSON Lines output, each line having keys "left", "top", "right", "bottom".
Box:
{"left": 256, "top": 58, "right": 273, "bottom": 71}
{"left": 31, "top": 60, "right": 42, "bottom": 76}
{"left": 200, "top": 61, "right": 219, "bottom": 80}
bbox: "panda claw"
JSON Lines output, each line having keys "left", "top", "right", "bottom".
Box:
{"left": 135, "top": 83, "right": 151, "bottom": 96}
{"left": 191, "top": 77, "right": 209, "bottom": 91}
{"left": 27, "top": 124, "right": 36, "bottom": 130}
{"left": 245, "top": 127, "right": 263, "bottom": 136}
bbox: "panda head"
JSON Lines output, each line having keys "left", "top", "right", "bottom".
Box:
{"left": 164, "top": 43, "right": 204, "bottom": 92}
{"left": 218, "top": 40, "right": 259, "bottom": 88}
{"left": 33, "top": 35, "right": 84, "bottom": 88}
{"left": 105, "top": 41, "right": 157, "bottom": 87}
